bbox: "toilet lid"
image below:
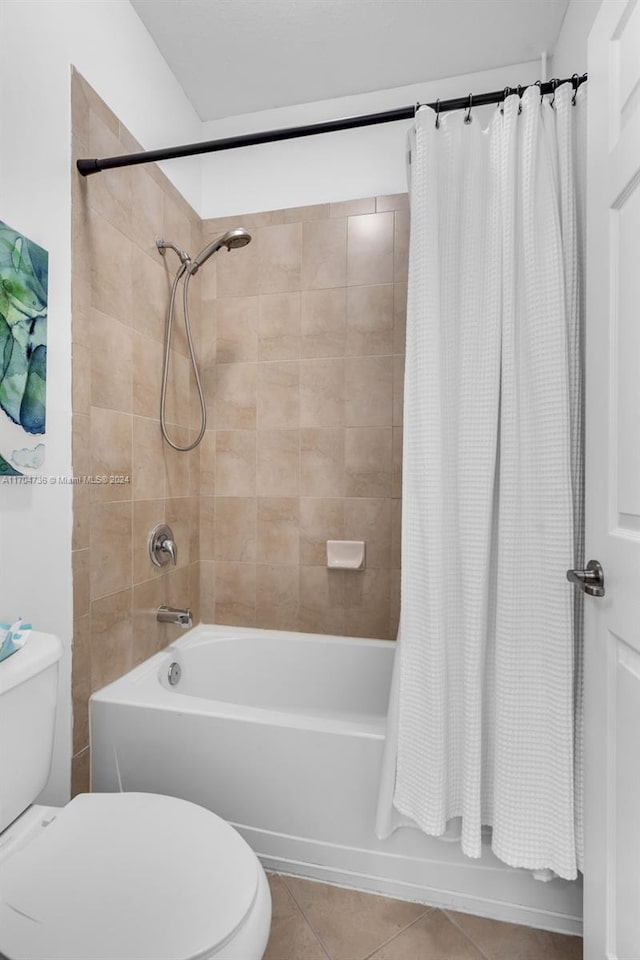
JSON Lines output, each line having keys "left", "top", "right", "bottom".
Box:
{"left": 0, "top": 793, "right": 259, "bottom": 960}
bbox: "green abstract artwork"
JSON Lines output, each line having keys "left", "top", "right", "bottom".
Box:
{"left": 0, "top": 220, "right": 48, "bottom": 477}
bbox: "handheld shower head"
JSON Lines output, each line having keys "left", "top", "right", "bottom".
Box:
{"left": 156, "top": 227, "right": 251, "bottom": 452}
{"left": 189, "top": 228, "right": 252, "bottom": 275}
{"left": 222, "top": 227, "right": 252, "bottom": 250}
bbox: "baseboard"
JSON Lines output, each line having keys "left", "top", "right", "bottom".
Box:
{"left": 233, "top": 822, "right": 583, "bottom": 937}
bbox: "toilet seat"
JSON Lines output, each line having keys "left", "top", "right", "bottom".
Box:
{"left": 0, "top": 792, "right": 262, "bottom": 960}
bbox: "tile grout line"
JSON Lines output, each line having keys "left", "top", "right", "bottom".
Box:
{"left": 280, "top": 874, "right": 434, "bottom": 960}
{"left": 279, "top": 875, "right": 335, "bottom": 960}
{"left": 278, "top": 876, "right": 333, "bottom": 960}
{"left": 360, "top": 907, "right": 436, "bottom": 960}
{"left": 442, "top": 910, "right": 493, "bottom": 960}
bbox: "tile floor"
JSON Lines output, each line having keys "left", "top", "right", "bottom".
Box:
{"left": 264, "top": 874, "right": 583, "bottom": 960}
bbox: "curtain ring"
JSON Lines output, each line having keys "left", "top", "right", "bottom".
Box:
{"left": 517, "top": 84, "right": 523, "bottom": 115}
{"left": 464, "top": 93, "right": 473, "bottom": 124}
{"left": 571, "top": 73, "right": 580, "bottom": 105}
{"left": 500, "top": 86, "right": 511, "bottom": 115}
{"left": 549, "top": 77, "right": 559, "bottom": 108}
{"left": 435, "top": 98, "right": 441, "bottom": 129}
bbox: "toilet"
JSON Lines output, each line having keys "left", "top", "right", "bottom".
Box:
{"left": 0, "top": 631, "right": 272, "bottom": 960}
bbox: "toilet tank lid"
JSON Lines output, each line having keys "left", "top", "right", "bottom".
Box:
{"left": 0, "top": 631, "right": 62, "bottom": 695}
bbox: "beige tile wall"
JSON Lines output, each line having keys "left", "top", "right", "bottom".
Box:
{"left": 199, "top": 196, "right": 407, "bottom": 639}
{"left": 70, "top": 71, "right": 202, "bottom": 792}
{"left": 71, "top": 73, "right": 408, "bottom": 794}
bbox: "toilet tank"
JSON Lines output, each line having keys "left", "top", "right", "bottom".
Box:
{"left": 0, "top": 631, "right": 62, "bottom": 831}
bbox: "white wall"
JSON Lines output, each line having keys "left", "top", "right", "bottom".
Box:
{"left": 552, "top": 0, "right": 602, "bottom": 77}
{"left": 199, "top": 61, "right": 542, "bottom": 218}
{"left": 0, "top": 0, "right": 202, "bottom": 805}
{"left": 196, "top": 0, "right": 601, "bottom": 222}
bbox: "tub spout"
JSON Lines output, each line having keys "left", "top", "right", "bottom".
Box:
{"left": 157, "top": 606, "right": 192, "bottom": 628}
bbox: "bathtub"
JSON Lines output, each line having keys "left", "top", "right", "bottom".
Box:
{"left": 90, "top": 624, "right": 582, "bottom": 935}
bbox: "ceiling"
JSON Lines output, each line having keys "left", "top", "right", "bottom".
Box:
{"left": 131, "top": 0, "right": 570, "bottom": 122}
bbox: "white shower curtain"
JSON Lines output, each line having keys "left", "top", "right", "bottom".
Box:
{"left": 377, "top": 82, "right": 586, "bottom": 880}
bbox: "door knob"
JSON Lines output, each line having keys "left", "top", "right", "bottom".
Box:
{"left": 566, "top": 560, "right": 605, "bottom": 597}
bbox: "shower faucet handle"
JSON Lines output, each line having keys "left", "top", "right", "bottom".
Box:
{"left": 149, "top": 523, "right": 178, "bottom": 567}
{"left": 161, "top": 537, "right": 177, "bottom": 565}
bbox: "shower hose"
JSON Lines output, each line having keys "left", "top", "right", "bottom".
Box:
{"left": 160, "top": 263, "right": 206, "bottom": 452}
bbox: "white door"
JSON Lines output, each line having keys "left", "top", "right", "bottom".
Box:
{"left": 583, "top": 2, "right": 640, "bottom": 958}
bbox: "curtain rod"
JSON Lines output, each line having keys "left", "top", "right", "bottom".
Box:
{"left": 77, "top": 74, "right": 587, "bottom": 177}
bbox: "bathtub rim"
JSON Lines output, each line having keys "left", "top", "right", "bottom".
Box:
{"left": 90, "top": 624, "right": 395, "bottom": 738}
{"left": 173, "top": 623, "right": 397, "bottom": 653}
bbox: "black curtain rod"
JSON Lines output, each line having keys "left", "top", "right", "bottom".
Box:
{"left": 77, "top": 74, "right": 587, "bottom": 177}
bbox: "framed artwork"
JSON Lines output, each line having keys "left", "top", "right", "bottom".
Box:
{"left": 0, "top": 220, "right": 48, "bottom": 476}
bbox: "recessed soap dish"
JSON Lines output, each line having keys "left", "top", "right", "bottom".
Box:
{"left": 326, "top": 540, "right": 365, "bottom": 570}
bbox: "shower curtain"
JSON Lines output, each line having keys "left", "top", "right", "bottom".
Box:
{"left": 377, "top": 82, "right": 586, "bottom": 881}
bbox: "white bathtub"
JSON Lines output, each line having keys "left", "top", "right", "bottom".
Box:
{"left": 90, "top": 625, "right": 582, "bottom": 935}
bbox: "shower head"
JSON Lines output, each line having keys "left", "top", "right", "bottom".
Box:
{"left": 222, "top": 227, "right": 252, "bottom": 250}
{"left": 189, "top": 228, "right": 252, "bottom": 275}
